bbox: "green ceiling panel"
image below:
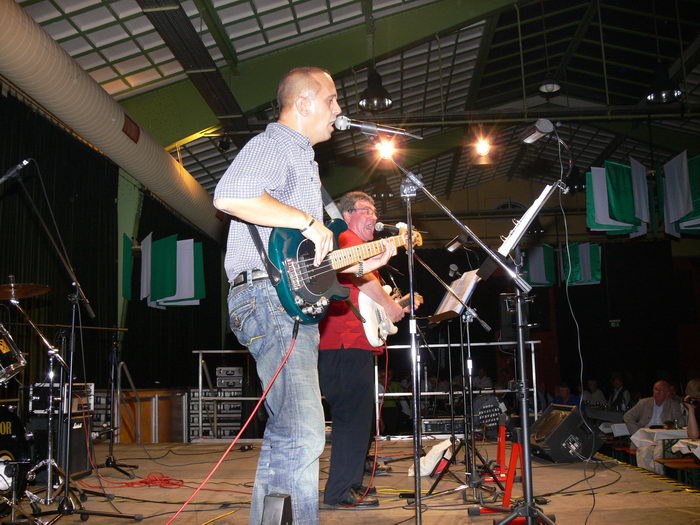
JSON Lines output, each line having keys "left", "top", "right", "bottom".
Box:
{"left": 120, "top": 0, "right": 514, "bottom": 146}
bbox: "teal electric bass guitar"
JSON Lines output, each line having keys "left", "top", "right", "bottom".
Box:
{"left": 268, "top": 219, "right": 420, "bottom": 324}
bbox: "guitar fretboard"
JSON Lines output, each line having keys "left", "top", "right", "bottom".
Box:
{"left": 329, "top": 235, "right": 406, "bottom": 270}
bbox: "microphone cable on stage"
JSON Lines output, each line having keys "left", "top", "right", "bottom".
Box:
{"left": 166, "top": 320, "right": 301, "bottom": 524}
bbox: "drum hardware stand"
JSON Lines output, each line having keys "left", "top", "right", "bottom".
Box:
{"left": 1, "top": 458, "right": 39, "bottom": 525}
{"left": 31, "top": 292, "right": 139, "bottom": 523}
{"left": 10, "top": 175, "right": 139, "bottom": 523}
{"left": 96, "top": 335, "right": 137, "bottom": 479}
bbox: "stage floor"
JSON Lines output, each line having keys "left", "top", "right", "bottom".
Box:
{"left": 9, "top": 439, "right": 700, "bottom": 524}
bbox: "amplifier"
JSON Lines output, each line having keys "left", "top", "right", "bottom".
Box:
{"left": 216, "top": 377, "right": 243, "bottom": 388}
{"left": 29, "top": 383, "right": 95, "bottom": 414}
{"left": 422, "top": 418, "right": 465, "bottom": 435}
{"left": 216, "top": 366, "right": 243, "bottom": 377}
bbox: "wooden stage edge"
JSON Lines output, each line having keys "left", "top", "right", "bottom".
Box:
{"left": 10, "top": 440, "right": 700, "bottom": 524}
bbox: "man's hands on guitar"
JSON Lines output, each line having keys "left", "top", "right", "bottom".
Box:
{"left": 362, "top": 239, "right": 396, "bottom": 273}
{"left": 300, "top": 217, "right": 334, "bottom": 266}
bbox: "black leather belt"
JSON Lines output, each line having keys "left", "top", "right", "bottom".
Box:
{"left": 232, "top": 269, "right": 269, "bottom": 287}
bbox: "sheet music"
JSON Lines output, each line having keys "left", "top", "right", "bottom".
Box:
{"left": 431, "top": 270, "right": 481, "bottom": 321}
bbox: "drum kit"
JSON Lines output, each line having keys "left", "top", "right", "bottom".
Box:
{"left": 0, "top": 279, "right": 81, "bottom": 522}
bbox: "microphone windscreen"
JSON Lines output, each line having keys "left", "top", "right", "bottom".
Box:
{"left": 334, "top": 115, "right": 350, "bottom": 130}
{"left": 374, "top": 222, "right": 385, "bottom": 232}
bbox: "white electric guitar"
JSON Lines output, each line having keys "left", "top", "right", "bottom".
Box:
{"left": 358, "top": 285, "right": 423, "bottom": 347}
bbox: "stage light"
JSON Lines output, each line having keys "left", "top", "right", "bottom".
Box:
{"left": 473, "top": 137, "right": 493, "bottom": 165}
{"left": 521, "top": 119, "right": 554, "bottom": 144}
{"left": 475, "top": 139, "right": 490, "bottom": 157}
{"left": 375, "top": 139, "right": 396, "bottom": 160}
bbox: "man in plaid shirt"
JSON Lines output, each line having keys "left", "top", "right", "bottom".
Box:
{"left": 214, "top": 66, "right": 394, "bottom": 525}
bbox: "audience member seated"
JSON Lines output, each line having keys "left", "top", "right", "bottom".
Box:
{"left": 552, "top": 383, "right": 580, "bottom": 406}
{"left": 684, "top": 379, "right": 700, "bottom": 440}
{"left": 608, "top": 373, "right": 631, "bottom": 412}
{"left": 623, "top": 379, "right": 686, "bottom": 474}
{"left": 582, "top": 379, "right": 607, "bottom": 407}
{"left": 623, "top": 379, "right": 686, "bottom": 435}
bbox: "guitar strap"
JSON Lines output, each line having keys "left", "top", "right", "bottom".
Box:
{"left": 245, "top": 223, "right": 282, "bottom": 285}
{"left": 245, "top": 185, "right": 340, "bottom": 287}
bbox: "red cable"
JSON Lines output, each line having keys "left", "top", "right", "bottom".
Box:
{"left": 165, "top": 324, "right": 299, "bottom": 524}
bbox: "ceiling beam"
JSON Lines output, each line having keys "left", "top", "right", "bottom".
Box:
{"left": 591, "top": 134, "right": 626, "bottom": 166}
{"left": 593, "top": 121, "right": 700, "bottom": 157}
{"left": 137, "top": 0, "right": 249, "bottom": 148}
{"left": 121, "top": 0, "right": 517, "bottom": 145}
{"left": 553, "top": 1, "right": 596, "bottom": 84}
{"left": 670, "top": 33, "right": 700, "bottom": 82}
{"left": 192, "top": 0, "right": 238, "bottom": 71}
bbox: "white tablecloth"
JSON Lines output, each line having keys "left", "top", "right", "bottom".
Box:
{"left": 630, "top": 428, "right": 688, "bottom": 474}
{"left": 671, "top": 438, "right": 700, "bottom": 459}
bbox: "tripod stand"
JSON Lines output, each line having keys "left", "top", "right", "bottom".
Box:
{"left": 96, "top": 335, "right": 137, "bottom": 479}
{"left": 10, "top": 172, "right": 140, "bottom": 523}
{"left": 492, "top": 262, "right": 554, "bottom": 525}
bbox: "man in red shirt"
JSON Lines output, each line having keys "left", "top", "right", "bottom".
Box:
{"left": 319, "top": 191, "right": 409, "bottom": 508}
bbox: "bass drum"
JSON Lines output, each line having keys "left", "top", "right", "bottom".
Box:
{"left": 0, "top": 406, "right": 30, "bottom": 516}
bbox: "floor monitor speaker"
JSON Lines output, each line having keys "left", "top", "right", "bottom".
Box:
{"left": 530, "top": 404, "right": 603, "bottom": 463}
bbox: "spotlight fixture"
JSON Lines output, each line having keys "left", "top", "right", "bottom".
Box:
{"left": 370, "top": 176, "right": 394, "bottom": 200}
{"left": 646, "top": 61, "right": 682, "bottom": 104}
{"left": 520, "top": 119, "right": 554, "bottom": 144}
{"left": 538, "top": 78, "right": 560, "bottom": 96}
{"left": 358, "top": 68, "right": 393, "bottom": 112}
{"left": 473, "top": 137, "right": 493, "bottom": 165}
{"left": 217, "top": 135, "right": 232, "bottom": 152}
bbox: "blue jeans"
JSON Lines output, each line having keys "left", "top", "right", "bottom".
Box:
{"left": 228, "top": 278, "right": 325, "bottom": 525}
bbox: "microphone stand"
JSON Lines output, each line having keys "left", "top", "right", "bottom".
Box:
{"left": 386, "top": 154, "right": 563, "bottom": 524}
{"left": 396, "top": 170, "right": 424, "bottom": 525}
{"left": 14, "top": 176, "right": 140, "bottom": 522}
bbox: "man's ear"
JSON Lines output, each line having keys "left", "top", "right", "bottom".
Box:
{"left": 295, "top": 94, "right": 311, "bottom": 117}
{"left": 342, "top": 211, "right": 352, "bottom": 223}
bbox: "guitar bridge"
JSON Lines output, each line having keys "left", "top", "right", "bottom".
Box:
{"left": 285, "top": 258, "right": 302, "bottom": 291}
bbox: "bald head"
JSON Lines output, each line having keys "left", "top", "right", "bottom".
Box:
{"left": 277, "top": 66, "right": 332, "bottom": 113}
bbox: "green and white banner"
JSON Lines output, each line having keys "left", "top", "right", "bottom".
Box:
{"left": 559, "top": 242, "right": 601, "bottom": 286}
{"left": 122, "top": 232, "right": 205, "bottom": 308}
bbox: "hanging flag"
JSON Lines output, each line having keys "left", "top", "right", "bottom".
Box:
{"left": 524, "top": 244, "right": 555, "bottom": 287}
{"left": 122, "top": 234, "right": 132, "bottom": 300}
{"left": 630, "top": 157, "right": 650, "bottom": 238}
{"left": 586, "top": 167, "right": 635, "bottom": 234}
{"left": 662, "top": 151, "right": 691, "bottom": 238}
{"left": 559, "top": 242, "right": 601, "bottom": 286}
{"left": 678, "top": 155, "right": 700, "bottom": 233}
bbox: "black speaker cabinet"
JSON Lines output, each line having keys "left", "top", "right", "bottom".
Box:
{"left": 530, "top": 404, "right": 603, "bottom": 463}
{"left": 28, "top": 413, "right": 94, "bottom": 479}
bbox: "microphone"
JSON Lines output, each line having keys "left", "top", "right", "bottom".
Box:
{"left": 334, "top": 116, "right": 423, "bottom": 140}
{"left": 375, "top": 222, "right": 408, "bottom": 234}
{"left": 448, "top": 264, "right": 462, "bottom": 278}
{"left": 0, "top": 159, "right": 30, "bottom": 187}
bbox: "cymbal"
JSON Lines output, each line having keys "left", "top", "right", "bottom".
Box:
{"left": 0, "top": 283, "right": 50, "bottom": 300}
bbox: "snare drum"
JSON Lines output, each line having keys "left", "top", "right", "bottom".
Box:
{"left": 0, "top": 323, "right": 26, "bottom": 384}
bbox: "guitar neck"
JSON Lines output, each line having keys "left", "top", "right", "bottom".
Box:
{"left": 329, "top": 235, "right": 405, "bottom": 270}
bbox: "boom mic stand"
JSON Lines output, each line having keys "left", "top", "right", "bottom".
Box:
{"left": 13, "top": 173, "right": 139, "bottom": 522}
{"left": 386, "top": 151, "right": 568, "bottom": 524}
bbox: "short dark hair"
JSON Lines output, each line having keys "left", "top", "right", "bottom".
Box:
{"left": 276, "top": 66, "right": 332, "bottom": 112}
{"left": 337, "top": 191, "right": 375, "bottom": 215}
